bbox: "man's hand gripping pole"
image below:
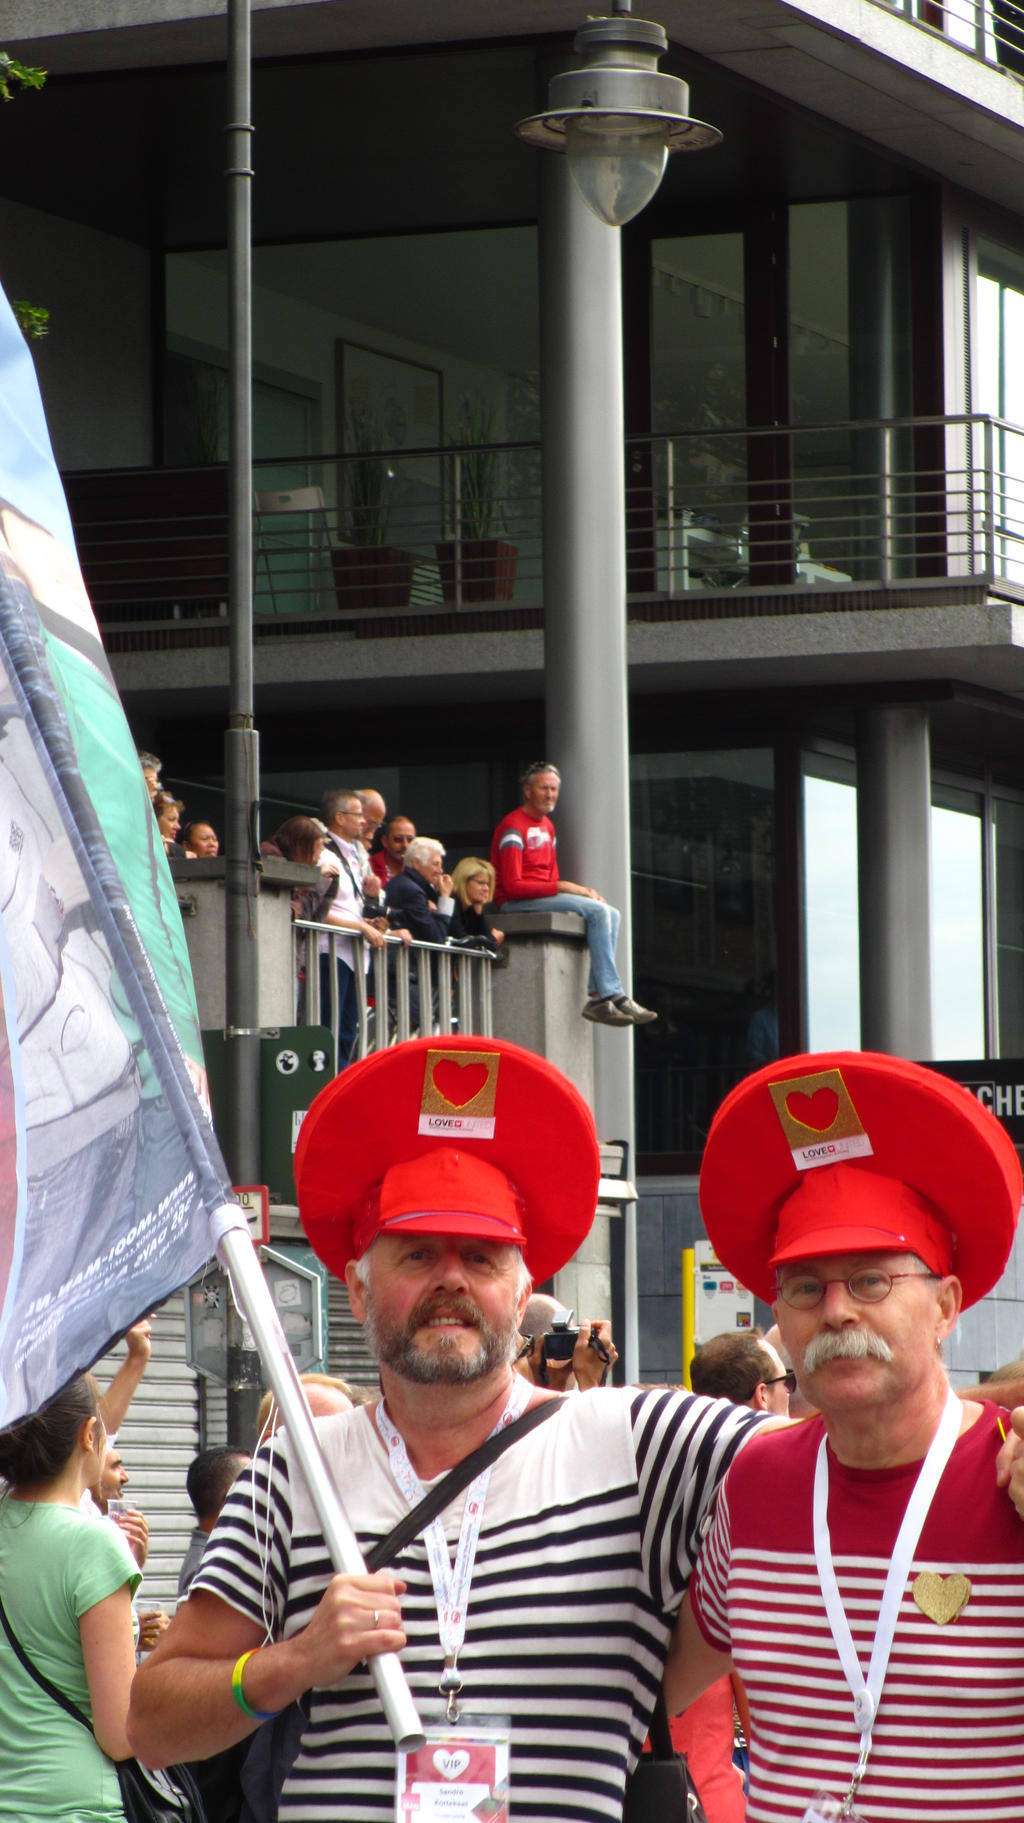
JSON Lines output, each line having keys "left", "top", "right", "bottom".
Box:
{"left": 210, "top": 1204, "right": 425, "bottom": 1750}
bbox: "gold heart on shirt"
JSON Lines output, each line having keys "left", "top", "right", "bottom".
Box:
{"left": 912, "top": 1571, "right": 971, "bottom": 1625}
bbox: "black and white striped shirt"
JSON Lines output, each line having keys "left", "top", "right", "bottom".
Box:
{"left": 195, "top": 1387, "right": 759, "bottom": 1822}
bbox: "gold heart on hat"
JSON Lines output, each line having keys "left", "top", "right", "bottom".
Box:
{"left": 912, "top": 1571, "right": 971, "bottom": 1625}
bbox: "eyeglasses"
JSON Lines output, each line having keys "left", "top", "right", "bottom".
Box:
{"left": 763, "top": 1369, "right": 797, "bottom": 1394}
{"left": 776, "top": 1269, "right": 940, "bottom": 1310}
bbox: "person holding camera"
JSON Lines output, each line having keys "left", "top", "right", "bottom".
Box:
{"left": 515, "top": 1292, "right": 617, "bottom": 1392}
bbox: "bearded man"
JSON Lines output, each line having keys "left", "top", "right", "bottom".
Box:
{"left": 129, "top": 1036, "right": 767, "bottom": 1822}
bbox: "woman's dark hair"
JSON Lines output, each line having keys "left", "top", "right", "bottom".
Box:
{"left": 272, "top": 816, "right": 324, "bottom": 867}
{"left": 0, "top": 1374, "right": 100, "bottom": 1488}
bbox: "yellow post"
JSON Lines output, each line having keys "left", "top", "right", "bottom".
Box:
{"left": 681, "top": 1247, "right": 695, "bottom": 1387}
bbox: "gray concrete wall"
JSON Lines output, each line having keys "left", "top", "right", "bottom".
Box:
{"left": 0, "top": 198, "right": 152, "bottom": 470}
{"left": 554, "top": 1211, "right": 612, "bottom": 1332}
{"left": 172, "top": 856, "right": 307, "bottom": 1028}
{"left": 490, "top": 911, "right": 594, "bottom": 1110}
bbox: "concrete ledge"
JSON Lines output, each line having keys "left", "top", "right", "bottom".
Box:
{"left": 497, "top": 909, "right": 588, "bottom": 941}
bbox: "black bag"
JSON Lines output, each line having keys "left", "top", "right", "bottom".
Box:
{"left": 114, "top": 1759, "right": 206, "bottom": 1823}
{"left": 0, "top": 1587, "right": 206, "bottom": 1823}
{"left": 622, "top": 1691, "right": 709, "bottom": 1823}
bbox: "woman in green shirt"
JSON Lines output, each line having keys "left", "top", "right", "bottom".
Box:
{"left": 0, "top": 1375, "right": 140, "bottom": 1821}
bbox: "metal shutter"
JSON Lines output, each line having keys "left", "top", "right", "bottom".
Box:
{"left": 327, "top": 1275, "right": 378, "bottom": 1387}
{"left": 98, "top": 1293, "right": 200, "bottom": 1610}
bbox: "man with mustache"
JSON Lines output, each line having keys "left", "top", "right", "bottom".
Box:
{"left": 129, "top": 1036, "right": 765, "bottom": 1822}
{"left": 665, "top": 1049, "right": 1024, "bottom": 1823}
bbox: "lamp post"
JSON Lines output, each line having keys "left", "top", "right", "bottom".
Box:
{"left": 516, "top": 10, "right": 720, "bottom": 225}
{"left": 517, "top": 10, "right": 720, "bottom": 1383}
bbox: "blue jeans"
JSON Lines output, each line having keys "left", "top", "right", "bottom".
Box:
{"left": 511, "top": 893, "right": 623, "bottom": 999}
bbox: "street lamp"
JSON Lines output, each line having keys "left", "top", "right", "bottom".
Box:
{"left": 515, "top": 10, "right": 720, "bottom": 226}
{"left": 516, "top": 10, "right": 720, "bottom": 1382}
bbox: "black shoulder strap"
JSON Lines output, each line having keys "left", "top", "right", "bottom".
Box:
{"left": 0, "top": 1585, "right": 94, "bottom": 1733}
{"left": 647, "top": 1688, "right": 675, "bottom": 1761}
{"left": 365, "top": 1395, "right": 563, "bottom": 1572}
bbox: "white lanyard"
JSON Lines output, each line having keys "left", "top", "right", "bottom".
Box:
{"left": 812, "top": 1387, "right": 961, "bottom": 1808}
{"left": 375, "top": 1374, "right": 530, "bottom": 1719}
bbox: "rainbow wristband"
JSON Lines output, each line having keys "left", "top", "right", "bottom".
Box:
{"left": 231, "top": 1650, "right": 279, "bottom": 1721}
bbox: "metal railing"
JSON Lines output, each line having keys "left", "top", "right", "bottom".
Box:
{"left": 629, "top": 414, "right": 1024, "bottom": 592}
{"left": 64, "top": 413, "right": 1024, "bottom": 630}
{"left": 868, "top": 0, "right": 1024, "bottom": 72}
{"left": 294, "top": 922, "right": 494, "bottom": 1066}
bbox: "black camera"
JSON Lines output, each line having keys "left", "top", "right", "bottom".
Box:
{"left": 542, "top": 1309, "right": 580, "bottom": 1361}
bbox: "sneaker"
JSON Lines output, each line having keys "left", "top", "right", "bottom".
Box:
{"left": 613, "top": 996, "right": 658, "bottom": 1025}
{"left": 581, "top": 996, "right": 632, "bottom": 1026}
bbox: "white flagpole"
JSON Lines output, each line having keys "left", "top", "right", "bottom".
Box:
{"left": 209, "top": 1206, "right": 425, "bottom": 1750}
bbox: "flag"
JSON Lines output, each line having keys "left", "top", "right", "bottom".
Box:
{"left": 0, "top": 283, "right": 230, "bottom": 1426}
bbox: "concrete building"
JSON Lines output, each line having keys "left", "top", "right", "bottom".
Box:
{"left": 5, "top": 0, "right": 1024, "bottom": 1452}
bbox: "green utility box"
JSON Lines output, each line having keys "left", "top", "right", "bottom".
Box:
{"left": 202, "top": 1025, "right": 335, "bottom": 1205}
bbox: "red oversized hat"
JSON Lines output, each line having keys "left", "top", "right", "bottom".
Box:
{"left": 294, "top": 1035, "right": 600, "bottom": 1285}
{"left": 699, "top": 1050, "right": 1022, "bottom": 1307}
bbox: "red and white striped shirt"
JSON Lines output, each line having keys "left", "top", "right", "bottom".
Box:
{"left": 692, "top": 1401, "right": 1024, "bottom": 1822}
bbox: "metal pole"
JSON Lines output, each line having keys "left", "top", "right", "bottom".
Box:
{"left": 539, "top": 156, "right": 639, "bottom": 1382}
{"left": 210, "top": 1209, "right": 424, "bottom": 1749}
{"left": 224, "top": 0, "right": 262, "bottom": 1445}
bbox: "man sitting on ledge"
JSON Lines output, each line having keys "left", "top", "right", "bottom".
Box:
{"left": 491, "top": 760, "right": 656, "bottom": 1027}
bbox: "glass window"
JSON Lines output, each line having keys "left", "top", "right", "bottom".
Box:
{"left": 790, "top": 199, "right": 912, "bottom": 583}
{"left": 802, "top": 760, "right": 986, "bottom": 1058}
{"left": 650, "top": 236, "right": 748, "bottom": 588}
{"left": 931, "top": 787, "right": 985, "bottom": 1059}
{"left": 632, "top": 750, "right": 775, "bottom": 1157}
{"left": 803, "top": 755, "right": 860, "bottom": 1051}
{"left": 165, "top": 228, "right": 540, "bottom": 610}
{"left": 994, "top": 795, "right": 1024, "bottom": 1055}
{"left": 976, "top": 241, "right": 1024, "bottom": 583}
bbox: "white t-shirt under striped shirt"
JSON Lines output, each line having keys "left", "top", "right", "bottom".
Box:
{"left": 193, "top": 1385, "right": 760, "bottom": 1822}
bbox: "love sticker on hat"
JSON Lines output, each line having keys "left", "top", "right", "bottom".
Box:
{"left": 700, "top": 1050, "right": 1022, "bottom": 1307}
{"left": 295, "top": 1034, "right": 600, "bottom": 1285}
{"left": 768, "top": 1067, "right": 873, "bottom": 1171}
{"left": 419, "top": 1048, "right": 500, "bottom": 1139}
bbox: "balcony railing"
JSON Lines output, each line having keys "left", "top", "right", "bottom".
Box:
{"left": 868, "top": 0, "right": 1024, "bottom": 73}
{"left": 62, "top": 414, "right": 1024, "bottom": 636}
{"left": 294, "top": 923, "right": 494, "bottom": 1067}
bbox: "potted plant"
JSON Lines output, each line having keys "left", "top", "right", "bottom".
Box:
{"left": 331, "top": 403, "right": 415, "bottom": 611}
{"left": 436, "top": 397, "right": 519, "bottom": 604}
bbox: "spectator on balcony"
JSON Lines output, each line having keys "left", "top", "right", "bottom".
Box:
{"left": 355, "top": 787, "right": 387, "bottom": 903}
{"left": 181, "top": 820, "right": 219, "bottom": 859}
{"left": 318, "top": 790, "right": 387, "bottom": 1068}
{"left": 356, "top": 788, "right": 386, "bottom": 849}
{"left": 137, "top": 750, "right": 162, "bottom": 801}
{"left": 368, "top": 813, "right": 416, "bottom": 890}
{"left": 385, "top": 836, "right": 455, "bottom": 946}
{"left": 449, "top": 856, "right": 504, "bottom": 953}
{"left": 491, "top": 762, "right": 657, "bottom": 1028}
{"left": 263, "top": 815, "right": 336, "bottom": 923}
{"left": 153, "top": 789, "right": 186, "bottom": 857}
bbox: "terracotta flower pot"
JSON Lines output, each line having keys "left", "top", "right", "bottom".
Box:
{"left": 331, "top": 545, "right": 415, "bottom": 611}
{"left": 436, "top": 538, "right": 518, "bottom": 604}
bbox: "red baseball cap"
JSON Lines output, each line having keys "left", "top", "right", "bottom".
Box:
{"left": 699, "top": 1050, "right": 1022, "bottom": 1307}
{"left": 295, "top": 1035, "right": 600, "bottom": 1285}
